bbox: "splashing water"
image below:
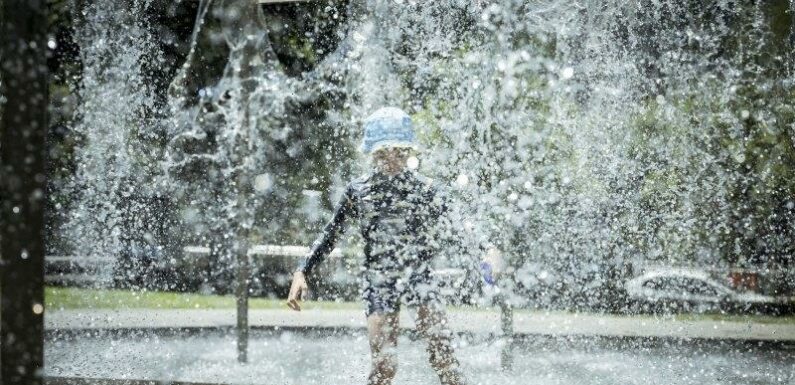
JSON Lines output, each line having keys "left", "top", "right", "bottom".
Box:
{"left": 62, "top": 1, "right": 168, "bottom": 285}
{"left": 61, "top": 0, "right": 795, "bottom": 307}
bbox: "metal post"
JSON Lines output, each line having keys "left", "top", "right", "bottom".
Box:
{"left": 498, "top": 295, "right": 514, "bottom": 371}
{"left": 0, "top": 0, "right": 48, "bottom": 384}
{"left": 791, "top": 1, "right": 795, "bottom": 50}
{"left": 236, "top": 249, "right": 250, "bottom": 363}
{"left": 224, "top": 0, "right": 264, "bottom": 364}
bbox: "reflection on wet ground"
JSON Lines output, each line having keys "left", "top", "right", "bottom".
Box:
{"left": 46, "top": 330, "right": 795, "bottom": 385}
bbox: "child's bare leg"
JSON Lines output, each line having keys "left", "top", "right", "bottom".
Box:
{"left": 367, "top": 312, "right": 400, "bottom": 385}
{"left": 416, "top": 305, "right": 466, "bottom": 385}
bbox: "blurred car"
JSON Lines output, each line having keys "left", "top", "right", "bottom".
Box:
{"left": 625, "top": 268, "right": 778, "bottom": 314}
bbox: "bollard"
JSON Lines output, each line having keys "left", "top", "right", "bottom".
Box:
{"left": 236, "top": 250, "right": 250, "bottom": 363}
{"left": 482, "top": 253, "right": 513, "bottom": 371}
{"left": 499, "top": 295, "right": 514, "bottom": 371}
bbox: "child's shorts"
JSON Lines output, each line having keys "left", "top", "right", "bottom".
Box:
{"left": 362, "top": 267, "right": 443, "bottom": 316}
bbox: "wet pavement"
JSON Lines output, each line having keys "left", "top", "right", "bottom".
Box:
{"left": 46, "top": 329, "right": 795, "bottom": 385}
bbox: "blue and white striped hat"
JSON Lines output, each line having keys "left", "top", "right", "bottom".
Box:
{"left": 361, "top": 107, "right": 418, "bottom": 154}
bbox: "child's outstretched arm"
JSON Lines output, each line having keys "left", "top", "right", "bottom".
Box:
{"left": 287, "top": 185, "right": 357, "bottom": 311}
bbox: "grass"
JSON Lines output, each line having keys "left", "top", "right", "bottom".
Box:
{"left": 45, "top": 286, "right": 361, "bottom": 311}
{"left": 672, "top": 312, "right": 795, "bottom": 325}
{"left": 46, "top": 286, "right": 794, "bottom": 325}
{"left": 507, "top": 308, "right": 795, "bottom": 325}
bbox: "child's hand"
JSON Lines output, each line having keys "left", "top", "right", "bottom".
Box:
{"left": 287, "top": 271, "right": 308, "bottom": 311}
{"left": 480, "top": 262, "right": 496, "bottom": 286}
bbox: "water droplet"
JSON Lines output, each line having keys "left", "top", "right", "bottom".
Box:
{"left": 407, "top": 156, "right": 419, "bottom": 169}
{"left": 254, "top": 173, "right": 273, "bottom": 192}
{"left": 455, "top": 174, "right": 469, "bottom": 187}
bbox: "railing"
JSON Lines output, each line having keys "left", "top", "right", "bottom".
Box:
{"left": 44, "top": 255, "right": 115, "bottom": 287}
{"left": 184, "top": 0, "right": 311, "bottom": 3}
{"left": 258, "top": 0, "right": 310, "bottom": 3}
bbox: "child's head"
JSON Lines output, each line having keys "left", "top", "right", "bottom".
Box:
{"left": 361, "top": 107, "right": 418, "bottom": 174}
{"left": 361, "top": 107, "right": 417, "bottom": 153}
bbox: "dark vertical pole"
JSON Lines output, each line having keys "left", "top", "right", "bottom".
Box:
{"left": 498, "top": 295, "right": 513, "bottom": 371}
{"left": 236, "top": 251, "right": 250, "bottom": 363}
{"left": 0, "top": 0, "right": 48, "bottom": 384}
{"left": 791, "top": 0, "right": 795, "bottom": 50}
{"left": 223, "top": 0, "right": 263, "bottom": 364}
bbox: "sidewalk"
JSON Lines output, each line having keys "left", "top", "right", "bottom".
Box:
{"left": 46, "top": 308, "right": 795, "bottom": 341}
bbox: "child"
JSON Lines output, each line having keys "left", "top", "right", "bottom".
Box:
{"left": 287, "top": 107, "right": 467, "bottom": 385}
